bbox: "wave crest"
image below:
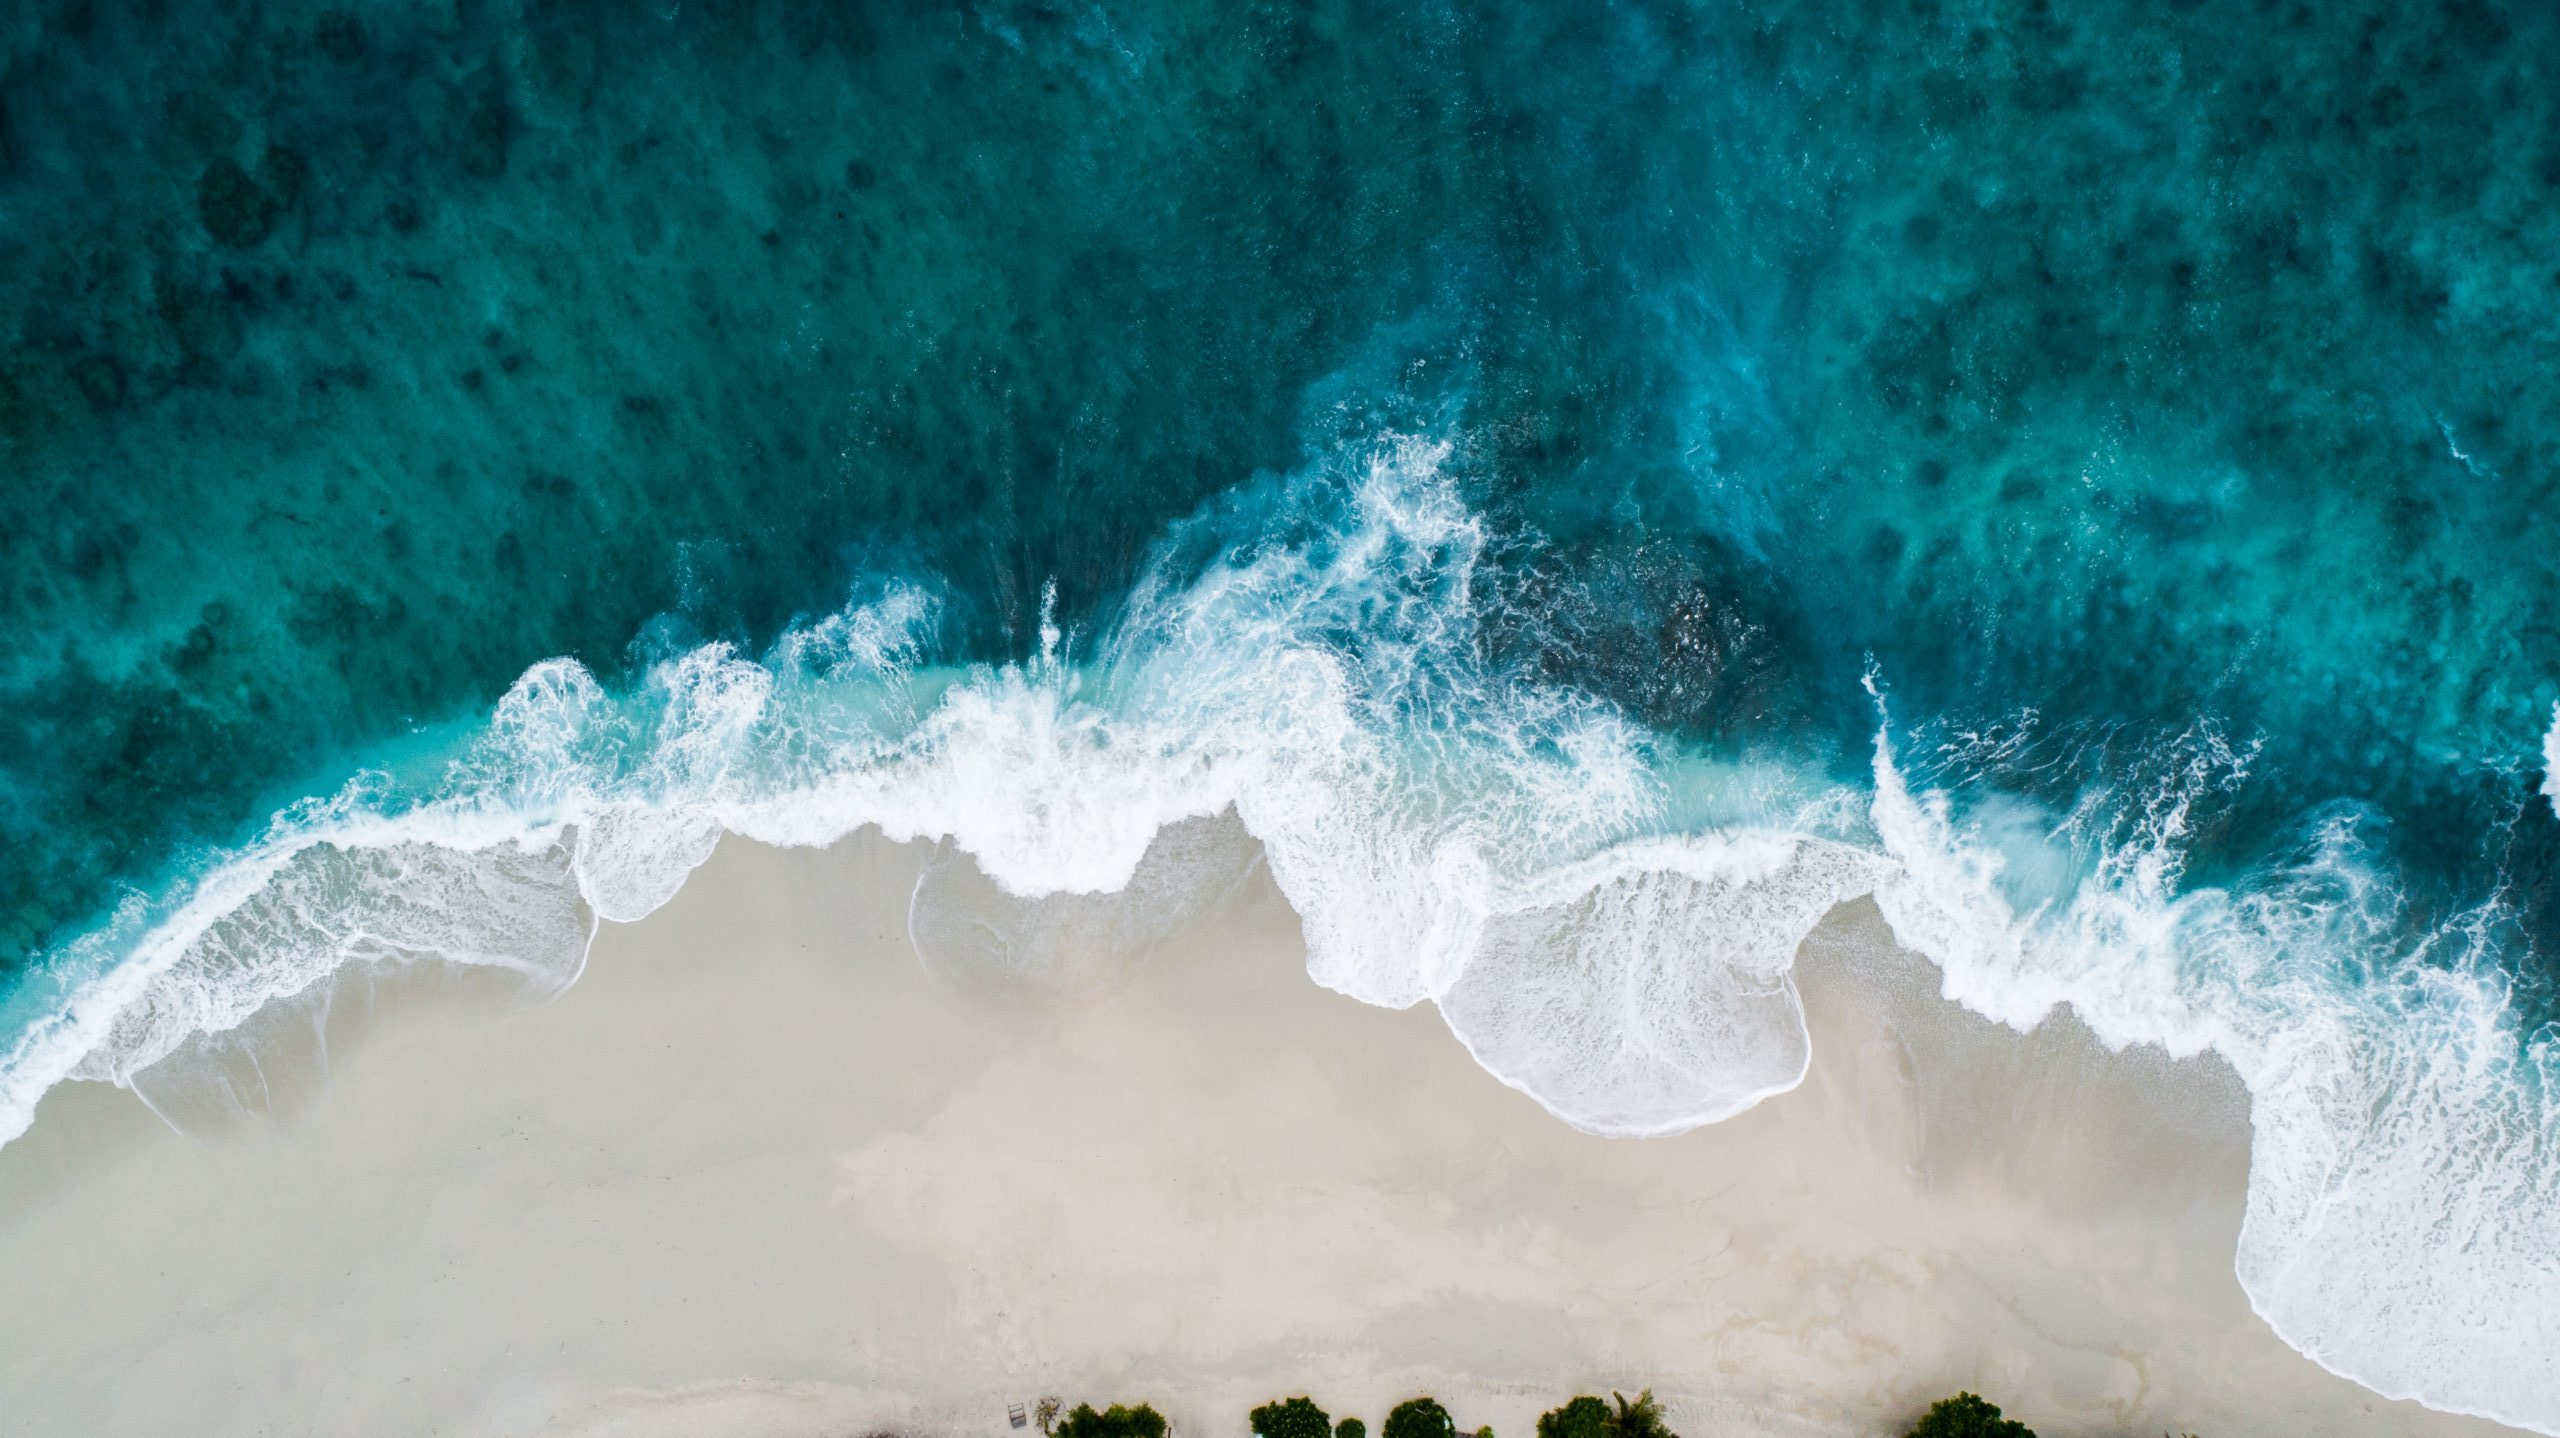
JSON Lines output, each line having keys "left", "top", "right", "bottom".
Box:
{"left": 2, "top": 435, "right": 2555, "bottom": 1432}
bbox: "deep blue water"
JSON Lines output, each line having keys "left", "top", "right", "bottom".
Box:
{"left": 6, "top": 0, "right": 2560, "bottom": 1428}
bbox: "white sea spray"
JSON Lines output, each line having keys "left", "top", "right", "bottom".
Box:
{"left": 0, "top": 437, "right": 2554, "bottom": 1434}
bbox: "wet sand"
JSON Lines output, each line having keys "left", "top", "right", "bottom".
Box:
{"left": 0, "top": 829, "right": 2519, "bottom": 1438}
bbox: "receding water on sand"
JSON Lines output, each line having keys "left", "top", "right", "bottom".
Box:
{"left": 6, "top": 439, "right": 2560, "bottom": 1432}
{"left": 0, "top": 831, "right": 2506, "bottom": 1438}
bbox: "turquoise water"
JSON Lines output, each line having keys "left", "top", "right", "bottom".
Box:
{"left": 6, "top": 0, "right": 2560, "bottom": 1428}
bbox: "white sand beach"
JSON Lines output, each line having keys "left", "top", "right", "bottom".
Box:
{"left": 0, "top": 827, "right": 2520, "bottom": 1438}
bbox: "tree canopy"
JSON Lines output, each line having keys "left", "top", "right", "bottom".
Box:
{"left": 1383, "top": 1397, "right": 1456, "bottom": 1438}
{"left": 1905, "top": 1393, "right": 2036, "bottom": 1438}
{"left": 1057, "top": 1403, "right": 1170, "bottom": 1438}
{"left": 1253, "top": 1397, "right": 1334, "bottom": 1438}
{"left": 1536, "top": 1397, "right": 1611, "bottom": 1438}
{"left": 1609, "top": 1391, "right": 1671, "bottom": 1438}
{"left": 1535, "top": 1390, "right": 1674, "bottom": 1438}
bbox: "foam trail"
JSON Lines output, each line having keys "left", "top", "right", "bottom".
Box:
{"left": 1866, "top": 718, "right": 2560, "bottom": 1435}
{"left": 2543, "top": 700, "right": 2560, "bottom": 821}
{"left": 0, "top": 438, "right": 1711, "bottom": 1146}
{"left": 1, "top": 435, "right": 2557, "bottom": 1433}
{"left": 1440, "top": 834, "right": 1881, "bottom": 1136}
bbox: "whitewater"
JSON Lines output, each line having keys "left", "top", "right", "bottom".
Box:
{"left": 2, "top": 436, "right": 2555, "bottom": 1432}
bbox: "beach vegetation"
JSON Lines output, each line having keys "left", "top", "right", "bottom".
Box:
{"left": 1253, "top": 1397, "right": 1332, "bottom": 1438}
{"left": 1383, "top": 1397, "right": 1455, "bottom": 1438}
{"left": 1056, "top": 1403, "right": 1169, "bottom": 1438}
{"left": 1905, "top": 1392, "right": 2035, "bottom": 1438}
{"left": 1609, "top": 1391, "right": 1671, "bottom": 1438}
{"left": 1538, "top": 1398, "right": 1610, "bottom": 1438}
{"left": 1537, "top": 1390, "right": 1672, "bottom": 1438}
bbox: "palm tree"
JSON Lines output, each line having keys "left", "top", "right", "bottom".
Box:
{"left": 1610, "top": 1391, "right": 1674, "bottom": 1438}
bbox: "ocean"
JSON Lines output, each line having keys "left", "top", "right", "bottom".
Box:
{"left": 3, "top": 0, "right": 2558, "bottom": 1428}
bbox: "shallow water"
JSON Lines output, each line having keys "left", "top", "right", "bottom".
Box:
{"left": 6, "top": 0, "right": 2560, "bottom": 1430}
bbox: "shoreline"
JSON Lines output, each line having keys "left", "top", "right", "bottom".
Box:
{"left": 0, "top": 827, "right": 2521, "bottom": 1438}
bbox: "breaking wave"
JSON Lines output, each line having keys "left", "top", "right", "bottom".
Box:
{"left": 0, "top": 435, "right": 2554, "bottom": 1432}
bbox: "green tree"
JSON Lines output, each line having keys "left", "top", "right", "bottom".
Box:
{"left": 1383, "top": 1397, "right": 1456, "bottom": 1438}
{"left": 1906, "top": 1393, "right": 2035, "bottom": 1438}
{"left": 1610, "top": 1391, "right": 1672, "bottom": 1438}
{"left": 1536, "top": 1392, "right": 1673, "bottom": 1438}
{"left": 1336, "top": 1419, "right": 1367, "bottom": 1438}
{"left": 1253, "top": 1397, "right": 1334, "bottom": 1438}
{"left": 1056, "top": 1404, "right": 1170, "bottom": 1438}
{"left": 1537, "top": 1398, "right": 1610, "bottom": 1438}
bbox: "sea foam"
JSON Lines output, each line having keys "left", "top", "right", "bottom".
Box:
{"left": 2543, "top": 701, "right": 2560, "bottom": 821}
{"left": 0, "top": 436, "right": 2555, "bottom": 1432}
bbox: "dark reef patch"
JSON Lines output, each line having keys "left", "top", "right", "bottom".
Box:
{"left": 453, "top": 65, "right": 511, "bottom": 180}
{"left": 195, "top": 157, "right": 275, "bottom": 249}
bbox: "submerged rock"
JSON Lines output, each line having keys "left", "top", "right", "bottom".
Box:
{"left": 195, "top": 157, "right": 274, "bottom": 249}
{"left": 172, "top": 622, "right": 217, "bottom": 671}
{"left": 313, "top": 9, "right": 366, "bottom": 64}
{"left": 456, "top": 69, "right": 512, "bottom": 179}
{"left": 68, "top": 351, "right": 125, "bottom": 411}
{"left": 156, "top": 276, "right": 245, "bottom": 366}
{"left": 256, "top": 146, "right": 310, "bottom": 212}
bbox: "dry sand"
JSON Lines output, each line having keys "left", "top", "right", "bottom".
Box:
{"left": 0, "top": 829, "right": 2522, "bottom": 1438}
